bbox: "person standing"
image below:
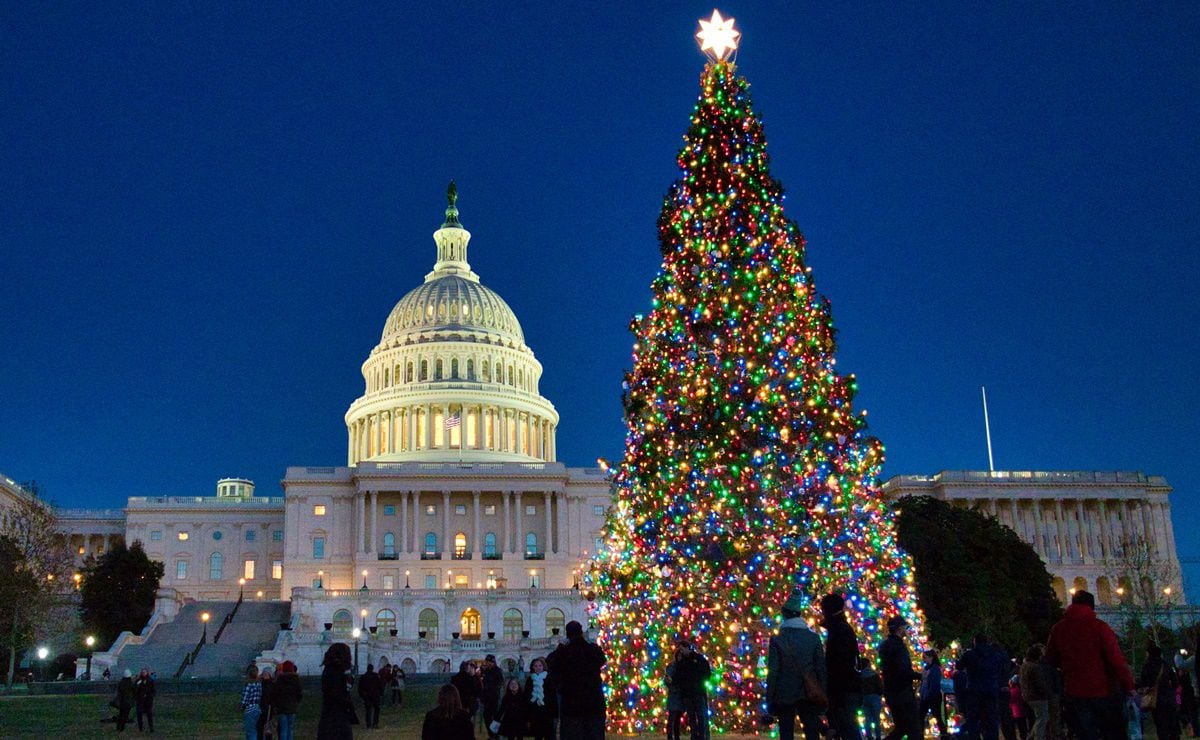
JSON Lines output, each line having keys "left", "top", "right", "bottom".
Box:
{"left": 422, "top": 684, "right": 474, "bottom": 740}
{"left": 1140, "top": 642, "right": 1180, "bottom": 740}
{"left": 820, "top": 593, "right": 862, "bottom": 740}
{"left": 450, "top": 660, "right": 482, "bottom": 721}
{"left": 547, "top": 619, "right": 608, "bottom": 740}
{"left": 357, "top": 663, "right": 384, "bottom": 729}
{"left": 1044, "top": 590, "right": 1134, "bottom": 740}
{"left": 481, "top": 654, "right": 506, "bottom": 738}
{"left": 272, "top": 661, "right": 303, "bottom": 740}
{"left": 391, "top": 665, "right": 406, "bottom": 707}
{"left": 673, "top": 636, "right": 712, "bottom": 740}
{"left": 496, "top": 677, "right": 530, "bottom": 739}
{"left": 257, "top": 668, "right": 275, "bottom": 740}
{"left": 665, "top": 644, "right": 686, "bottom": 740}
{"left": 113, "top": 669, "right": 136, "bottom": 732}
{"left": 134, "top": 668, "right": 155, "bottom": 733}
{"left": 240, "top": 666, "right": 263, "bottom": 740}
{"left": 765, "top": 591, "right": 828, "bottom": 740}
{"left": 1019, "top": 645, "right": 1053, "bottom": 740}
{"left": 316, "top": 643, "right": 355, "bottom": 740}
{"left": 962, "top": 633, "right": 1009, "bottom": 740}
{"left": 878, "top": 615, "right": 922, "bottom": 740}
{"left": 919, "top": 649, "right": 948, "bottom": 736}
{"left": 523, "top": 656, "right": 557, "bottom": 740}
{"left": 860, "top": 659, "right": 884, "bottom": 740}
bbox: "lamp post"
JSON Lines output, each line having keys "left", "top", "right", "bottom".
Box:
{"left": 351, "top": 628, "right": 361, "bottom": 675}
{"left": 36, "top": 646, "right": 49, "bottom": 682}
{"left": 529, "top": 569, "right": 537, "bottom": 588}
{"left": 317, "top": 570, "right": 324, "bottom": 589}
{"left": 361, "top": 569, "right": 369, "bottom": 591}
{"left": 238, "top": 578, "right": 246, "bottom": 600}
{"left": 200, "top": 612, "right": 211, "bottom": 644}
{"left": 404, "top": 570, "right": 410, "bottom": 589}
{"left": 360, "top": 608, "right": 368, "bottom": 632}
{"left": 73, "top": 573, "right": 82, "bottom": 590}
{"left": 84, "top": 635, "right": 95, "bottom": 680}
{"left": 446, "top": 569, "right": 453, "bottom": 589}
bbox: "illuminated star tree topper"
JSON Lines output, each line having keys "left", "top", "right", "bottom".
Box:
{"left": 696, "top": 9, "right": 740, "bottom": 62}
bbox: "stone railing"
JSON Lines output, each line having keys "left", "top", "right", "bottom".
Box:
{"left": 57, "top": 508, "right": 126, "bottom": 520}
{"left": 361, "top": 461, "right": 560, "bottom": 473}
{"left": 889, "top": 471, "right": 1164, "bottom": 486}
{"left": 126, "top": 495, "right": 285, "bottom": 507}
{"left": 295, "top": 587, "right": 583, "bottom": 600}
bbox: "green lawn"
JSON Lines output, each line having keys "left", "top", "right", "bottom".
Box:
{"left": 0, "top": 685, "right": 438, "bottom": 739}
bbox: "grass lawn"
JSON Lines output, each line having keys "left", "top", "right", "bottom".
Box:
{"left": 0, "top": 685, "right": 439, "bottom": 739}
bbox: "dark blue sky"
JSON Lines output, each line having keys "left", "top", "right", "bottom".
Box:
{"left": 3, "top": 3, "right": 1197, "bottom": 589}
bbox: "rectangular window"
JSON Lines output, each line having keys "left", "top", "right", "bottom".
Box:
{"left": 313, "top": 537, "right": 325, "bottom": 559}
{"left": 271, "top": 560, "right": 283, "bottom": 580}
{"left": 593, "top": 505, "right": 605, "bottom": 516}
{"left": 484, "top": 504, "right": 496, "bottom": 515}
{"left": 312, "top": 577, "right": 322, "bottom": 588}
{"left": 176, "top": 560, "right": 187, "bottom": 579}
{"left": 272, "top": 530, "right": 283, "bottom": 542}
{"left": 455, "top": 504, "right": 466, "bottom": 515}
{"left": 454, "top": 574, "right": 469, "bottom": 588}
{"left": 530, "top": 573, "right": 541, "bottom": 588}
{"left": 525, "top": 505, "right": 536, "bottom": 516}
{"left": 426, "top": 505, "right": 436, "bottom": 516}
{"left": 246, "top": 530, "right": 257, "bottom": 541}
{"left": 384, "top": 505, "right": 395, "bottom": 516}
{"left": 424, "top": 574, "right": 437, "bottom": 590}
{"left": 382, "top": 575, "right": 394, "bottom": 590}
{"left": 177, "top": 531, "right": 189, "bottom": 541}
{"left": 313, "top": 504, "right": 326, "bottom": 516}
{"left": 243, "top": 560, "right": 255, "bottom": 580}
{"left": 150, "top": 530, "right": 163, "bottom": 541}
{"left": 594, "top": 537, "right": 604, "bottom": 553}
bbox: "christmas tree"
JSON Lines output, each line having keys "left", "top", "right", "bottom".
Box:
{"left": 587, "top": 12, "right": 924, "bottom": 734}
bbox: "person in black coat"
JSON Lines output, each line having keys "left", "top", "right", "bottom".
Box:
{"left": 422, "top": 683, "right": 475, "bottom": 740}
{"left": 878, "top": 615, "right": 922, "bottom": 740}
{"left": 496, "top": 678, "right": 529, "bottom": 739}
{"left": 134, "top": 668, "right": 155, "bottom": 732}
{"left": 450, "top": 661, "right": 482, "bottom": 719}
{"left": 820, "top": 593, "right": 863, "bottom": 740}
{"left": 112, "top": 669, "right": 136, "bottom": 731}
{"left": 547, "top": 620, "right": 607, "bottom": 740}
{"left": 523, "top": 657, "right": 557, "bottom": 740}
{"left": 480, "top": 654, "right": 505, "bottom": 738}
{"left": 672, "top": 636, "right": 712, "bottom": 740}
{"left": 357, "top": 664, "right": 384, "bottom": 729}
{"left": 316, "top": 643, "right": 355, "bottom": 740}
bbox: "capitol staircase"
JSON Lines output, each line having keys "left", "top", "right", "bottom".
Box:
{"left": 114, "top": 600, "right": 290, "bottom": 679}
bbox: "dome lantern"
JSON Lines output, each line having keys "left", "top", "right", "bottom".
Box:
{"left": 427, "top": 180, "right": 479, "bottom": 283}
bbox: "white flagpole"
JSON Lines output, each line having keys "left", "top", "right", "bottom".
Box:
{"left": 981, "top": 386, "right": 995, "bottom": 473}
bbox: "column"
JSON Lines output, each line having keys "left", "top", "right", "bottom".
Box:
{"left": 515, "top": 491, "right": 524, "bottom": 555}
{"left": 556, "top": 491, "right": 568, "bottom": 555}
{"left": 407, "top": 408, "right": 416, "bottom": 452}
{"left": 543, "top": 491, "right": 553, "bottom": 557}
{"left": 1054, "top": 500, "right": 1068, "bottom": 561}
{"left": 348, "top": 424, "right": 355, "bottom": 464}
{"left": 400, "top": 490, "right": 409, "bottom": 554}
{"left": 442, "top": 491, "right": 451, "bottom": 557}
{"left": 472, "top": 491, "right": 482, "bottom": 556}
{"left": 442, "top": 405, "right": 451, "bottom": 449}
{"left": 988, "top": 498, "right": 999, "bottom": 519}
{"left": 1076, "top": 499, "right": 1089, "bottom": 562}
{"left": 502, "top": 491, "right": 511, "bottom": 553}
{"left": 376, "top": 413, "right": 384, "bottom": 456}
{"left": 369, "top": 491, "right": 378, "bottom": 557}
{"left": 1152, "top": 502, "right": 1169, "bottom": 559}
{"left": 1160, "top": 502, "right": 1180, "bottom": 571}
{"left": 1136, "top": 500, "right": 1152, "bottom": 550}
{"left": 1097, "top": 499, "right": 1110, "bottom": 561}
{"left": 1009, "top": 499, "right": 1021, "bottom": 538}
{"left": 357, "top": 491, "right": 366, "bottom": 553}
{"left": 412, "top": 491, "right": 421, "bottom": 553}
{"left": 1032, "top": 501, "right": 1046, "bottom": 558}
{"left": 425, "top": 404, "right": 433, "bottom": 449}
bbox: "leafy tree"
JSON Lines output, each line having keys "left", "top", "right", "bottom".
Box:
{"left": 893, "top": 495, "right": 1061, "bottom": 653}
{"left": 1, "top": 535, "right": 39, "bottom": 688}
{"left": 79, "top": 541, "right": 163, "bottom": 647}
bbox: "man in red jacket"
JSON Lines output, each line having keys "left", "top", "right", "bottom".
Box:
{"left": 1044, "top": 590, "right": 1135, "bottom": 740}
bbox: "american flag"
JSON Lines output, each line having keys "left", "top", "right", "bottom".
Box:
{"left": 444, "top": 413, "right": 461, "bottom": 430}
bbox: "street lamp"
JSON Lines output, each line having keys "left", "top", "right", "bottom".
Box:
{"left": 351, "top": 628, "right": 362, "bottom": 674}
{"left": 529, "top": 569, "right": 537, "bottom": 588}
{"left": 360, "top": 608, "right": 368, "bottom": 632}
{"left": 361, "top": 569, "right": 369, "bottom": 591}
{"left": 84, "top": 636, "right": 96, "bottom": 680}
{"left": 316, "top": 570, "right": 324, "bottom": 589}
{"left": 36, "top": 646, "right": 49, "bottom": 681}
{"left": 201, "top": 612, "right": 211, "bottom": 644}
{"left": 404, "top": 570, "right": 410, "bottom": 589}
{"left": 73, "top": 573, "right": 82, "bottom": 590}
{"left": 446, "top": 569, "right": 453, "bottom": 589}
{"left": 238, "top": 578, "right": 246, "bottom": 600}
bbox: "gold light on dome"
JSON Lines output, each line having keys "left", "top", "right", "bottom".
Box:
{"left": 696, "top": 9, "right": 740, "bottom": 62}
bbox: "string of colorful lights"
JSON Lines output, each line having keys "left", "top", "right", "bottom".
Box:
{"left": 585, "top": 45, "right": 925, "bottom": 735}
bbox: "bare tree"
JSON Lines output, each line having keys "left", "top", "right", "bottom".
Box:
{"left": 1111, "top": 534, "right": 1183, "bottom": 647}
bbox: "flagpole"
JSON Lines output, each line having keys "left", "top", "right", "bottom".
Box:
{"left": 981, "top": 386, "right": 995, "bottom": 473}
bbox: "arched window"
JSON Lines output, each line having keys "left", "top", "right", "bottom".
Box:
{"left": 466, "top": 359, "right": 474, "bottom": 380}
{"left": 1097, "top": 576, "right": 1113, "bottom": 606}
{"left": 209, "top": 552, "right": 223, "bottom": 580}
{"left": 1051, "top": 577, "right": 1067, "bottom": 605}
{"left": 331, "top": 609, "right": 353, "bottom": 637}
{"left": 451, "top": 358, "right": 459, "bottom": 378}
{"left": 454, "top": 533, "right": 467, "bottom": 558}
{"left": 518, "top": 368, "right": 524, "bottom": 388}
{"left": 424, "top": 532, "right": 438, "bottom": 555}
{"left": 376, "top": 609, "right": 397, "bottom": 634}
{"left": 545, "top": 608, "right": 565, "bottom": 637}
{"left": 400, "top": 658, "right": 417, "bottom": 674}
{"left": 507, "top": 366, "right": 514, "bottom": 386}
{"left": 484, "top": 532, "right": 497, "bottom": 558}
{"left": 384, "top": 368, "right": 389, "bottom": 387}
{"left": 503, "top": 609, "right": 524, "bottom": 640}
{"left": 383, "top": 532, "right": 395, "bottom": 557}
{"left": 406, "top": 362, "right": 414, "bottom": 383}
{"left": 395, "top": 364, "right": 401, "bottom": 384}
{"left": 418, "top": 608, "right": 439, "bottom": 639}
{"left": 419, "top": 360, "right": 428, "bottom": 381}
{"left": 525, "top": 532, "right": 538, "bottom": 557}
{"left": 435, "top": 359, "right": 443, "bottom": 380}
{"left": 460, "top": 608, "right": 482, "bottom": 638}
{"left": 482, "top": 360, "right": 490, "bottom": 382}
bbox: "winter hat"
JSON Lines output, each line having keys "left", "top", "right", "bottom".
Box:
{"left": 886, "top": 615, "right": 909, "bottom": 629}
{"left": 782, "top": 589, "right": 805, "bottom": 614}
{"left": 279, "top": 661, "right": 297, "bottom": 674}
{"left": 819, "top": 593, "right": 845, "bottom": 616}
{"left": 123, "top": 669, "right": 132, "bottom": 678}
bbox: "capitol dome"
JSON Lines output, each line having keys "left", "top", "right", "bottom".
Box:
{"left": 345, "top": 184, "right": 559, "bottom": 465}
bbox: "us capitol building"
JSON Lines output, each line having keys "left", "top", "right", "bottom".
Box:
{"left": 0, "top": 188, "right": 1187, "bottom": 675}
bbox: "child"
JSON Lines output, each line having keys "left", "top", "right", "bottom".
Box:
{"left": 495, "top": 678, "right": 528, "bottom": 740}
